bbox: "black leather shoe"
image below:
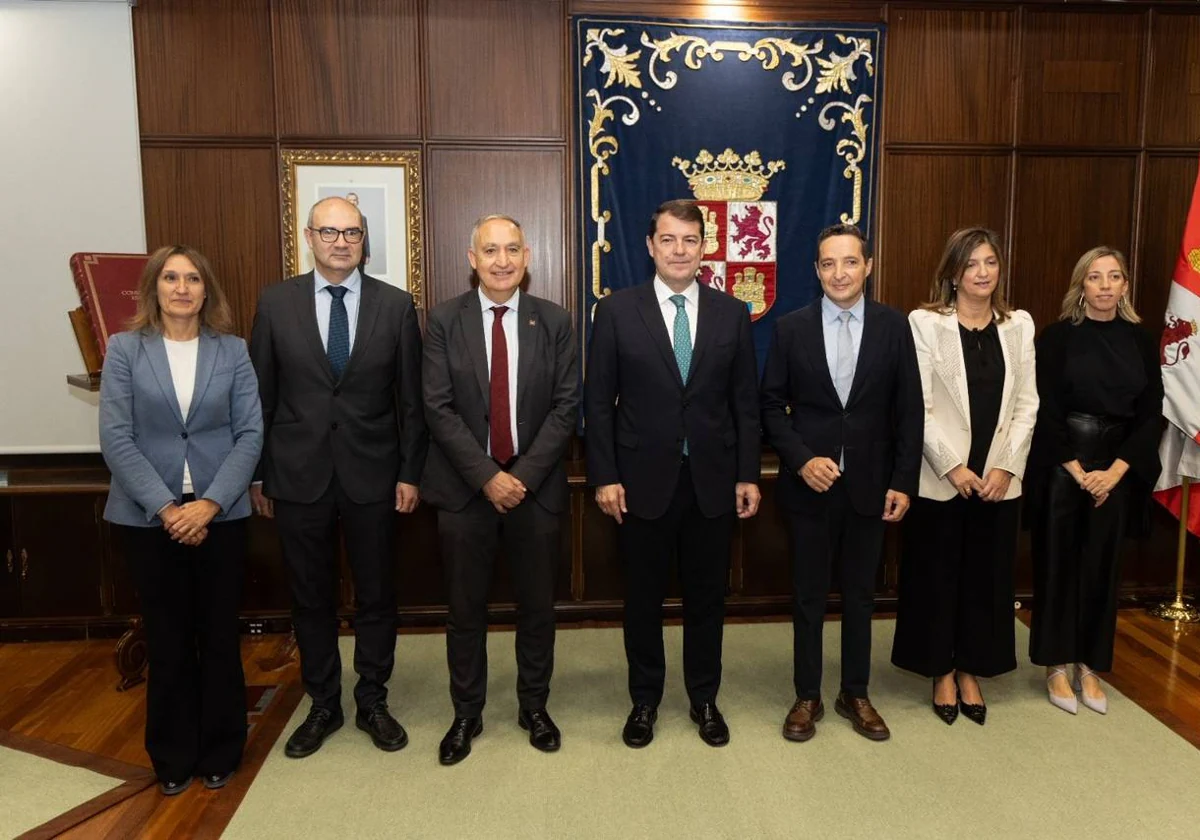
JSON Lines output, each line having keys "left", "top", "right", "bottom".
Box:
{"left": 622, "top": 704, "right": 657, "bottom": 748}
{"left": 439, "top": 717, "right": 483, "bottom": 765}
{"left": 159, "top": 777, "right": 192, "bottom": 796}
{"left": 689, "top": 702, "right": 730, "bottom": 747}
{"left": 356, "top": 702, "right": 409, "bottom": 751}
{"left": 518, "top": 707, "right": 561, "bottom": 752}
{"left": 284, "top": 705, "right": 344, "bottom": 758}
{"left": 202, "top": 770, "right": 234, "bottom": 790}
{"left": 958, "top": 690, "right": 987, "bottom": 726}
{"left": 933, "top": 679, "right": 958, "bottom": 726}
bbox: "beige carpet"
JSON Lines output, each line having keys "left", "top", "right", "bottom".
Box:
{"left": 0, "top": 746, "right": 124, "bottom": 838}
{"left": 225, "top": 621, "right": 1200, "bottom": 839}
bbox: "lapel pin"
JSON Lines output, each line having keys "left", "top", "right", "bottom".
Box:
{"left": 528, "top": 318, "right": 536, "bottom": 326}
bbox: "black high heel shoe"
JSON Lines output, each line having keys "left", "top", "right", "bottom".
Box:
{"left": 957, "top": 686, "right": 987, "bottom": 726}
{"left": 932, "top": 679, "right": 958, "bottom": 725}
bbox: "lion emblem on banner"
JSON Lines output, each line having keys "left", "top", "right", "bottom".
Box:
{"left": 672, "top": 148, "right": 785, "bottom": 320}
{"left": 1162, "top": 313, "right": 1198, "bottom": 367}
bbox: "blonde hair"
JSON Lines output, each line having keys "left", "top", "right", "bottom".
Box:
{"left": 1060, "top": 246, "right": 1141, "bottom": 325}
{"left": 127, "top": 245, "right": 234, "bottom": 334}
{"left": 921, "top": 227, "right": 1011, "bottom": 323}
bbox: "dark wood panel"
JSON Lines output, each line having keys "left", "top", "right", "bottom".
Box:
{"left": 132, "top": 0, "right": 274, "bottom": 137}
{"left": 0, "top": 501, "right": 17, "bottom": 617}
{"left": 427, "top": 148, "right": 567, "bottom": 308}
{"left": 1146, "top": 11, "right": 1200, "bottom": 147}
{"left": 425, "top": 0, "right": 565, "bottom": 139}
{"left": 1011, "top": 154, "right": 1137, "bottom": 331}
{"left": 1137, "top": 155, "right": 1199, "bottom": 332}
{"left": 885, "top": 8, "right": 1014, "bottom": 145}
{"left": 140, "top": 147, "right": 282, "bottom": 338}
{"left": 12, "top": 497, "right": 104, "bottom": 618}
{"left": 569, "top": 1, "right": 884, "bottom": 23}
{"left": 1019, "top": 11, "right": 1146, "bottom": 147}
{"left": 275, "top": 0, "right": 422, "bottom": 138}
{"left": 877, "top": 153, "right": 1011, "bottom": 316}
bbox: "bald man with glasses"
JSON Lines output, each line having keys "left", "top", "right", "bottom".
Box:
{"left": 249, "top": 196, "right": 428, "bottom": 759}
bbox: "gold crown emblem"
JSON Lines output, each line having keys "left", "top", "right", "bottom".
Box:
{"left": 1188, "top": 248, "right": 1200, "bottom": 275}
{"left": 672, "top": 148, "right": 785, "bottom": 202}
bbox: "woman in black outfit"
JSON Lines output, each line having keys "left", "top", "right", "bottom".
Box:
{"left": 893, "top": 228, "right": 1039, "bottom": 725}
{"left": 1028, "top": 246, "right": 1162, "bottom": 715}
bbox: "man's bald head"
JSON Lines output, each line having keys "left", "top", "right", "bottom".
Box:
{"left": 307, "top": 196, "right": 363, "bottom": 229}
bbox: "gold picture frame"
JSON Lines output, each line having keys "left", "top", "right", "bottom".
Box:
{"left": 280, "top": 148, "right": 424, "bottom": 306}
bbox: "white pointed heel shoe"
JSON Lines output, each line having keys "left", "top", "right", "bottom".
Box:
{"left": 1074, "top": 664, "right": 1108, "bottom": 715}
{"left": 1046, "top": 667, "right": 1078, "bottom": 715}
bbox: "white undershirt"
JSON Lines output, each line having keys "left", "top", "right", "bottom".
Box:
{"left": 163, "top": 337, "right": 198, "bottom": 494}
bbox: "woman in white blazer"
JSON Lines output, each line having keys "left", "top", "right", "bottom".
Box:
{"left": 891, "top": 228, "right": 1038, "bottom": 726}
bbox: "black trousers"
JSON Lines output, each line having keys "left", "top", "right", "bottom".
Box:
{"left": 437, "top": 495, "right": 560, "bottom": 718}
{"left": 619, "top": 462, "right": 734, "bottom": 708}
{"left": 274, "top": 475, "right": 396, "bottom": 711}
{"left": 892, "top": 495, "right": 1019, "bottom": 678}
{"left": 788, "top": 482, "right": 885, "bottom": 700}
{"left": 123, "top": 519, "right": 247, "bottom": 782}
{"left": 1029, "top": 466, "right": 1129, "bottom": 671}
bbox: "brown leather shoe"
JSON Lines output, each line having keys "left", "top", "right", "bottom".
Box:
{"left": 782, "top": 698, "right": 824, "bottom": 742}
{"left": 834, "top": 692, "right": 890, "bottom": 741}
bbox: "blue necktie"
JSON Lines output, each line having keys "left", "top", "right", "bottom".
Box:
{"left": 671, "top": 294, "right": 691, "bottom": 455}
{"left": 326, "top": 285, "right": 350, "bottom": 379}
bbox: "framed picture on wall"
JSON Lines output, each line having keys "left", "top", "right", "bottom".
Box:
{"left": 280, "top": 149, "right": 424, "bottom": 306}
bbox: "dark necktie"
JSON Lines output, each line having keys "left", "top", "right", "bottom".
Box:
{"left": 489, "top": 305, "right": 514, "bottom": 464}
{"left": 326, "top": 285, "right": 349, "bottom": 379}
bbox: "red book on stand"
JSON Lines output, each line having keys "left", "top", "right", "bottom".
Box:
{"left": 69, "top": 252, "right": 148, "bottom": 359}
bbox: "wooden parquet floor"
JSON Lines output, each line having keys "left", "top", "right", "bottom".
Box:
{"left": 1, "top": 611, "right": 1198, "bottom": 838}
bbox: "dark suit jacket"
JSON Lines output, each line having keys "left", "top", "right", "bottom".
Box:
{"left": 760, "top": 298, "right": 923, "bottom": 517}
{"left": 585, "top": 281, "right": 761, "bottom": 520}
{"left": 421, "top": 290, "right": 579, "bottom": 514}
{"left": 249, "top": 272, "right": 428, "bottom": 505}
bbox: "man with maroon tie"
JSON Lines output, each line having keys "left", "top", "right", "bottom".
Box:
{"left": 421, "top": 214, "right": 579, "bottom": 765}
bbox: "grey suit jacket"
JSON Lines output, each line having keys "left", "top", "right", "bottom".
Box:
{"left": 99, "top": 329, "right": 264, "bottom": 526}
{"left": 421, "top": 289, "right": 579, "bottom": 513}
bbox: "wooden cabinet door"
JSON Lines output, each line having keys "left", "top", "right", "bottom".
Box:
{"left": 0, "top": 501, "right": 18, "bottom": 618}
{"left": 11, "top": 495, "right": 105, "bottom": 618}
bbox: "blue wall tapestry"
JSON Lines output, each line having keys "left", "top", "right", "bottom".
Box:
{"left": 573, "top": 16, "right": 885, "bottom": 365}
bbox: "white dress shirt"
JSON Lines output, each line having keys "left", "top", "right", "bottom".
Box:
{"left": 314, "top": 268, "right": 362, "bottom": 353}
{"left": 653, "top": 275, "right": 698, "bottom": 348}
{"left": 163, "top": 336, "right": 199, "bottom": 493}
{"left": 480, "top": 286, "right": 520, "bottom": 457}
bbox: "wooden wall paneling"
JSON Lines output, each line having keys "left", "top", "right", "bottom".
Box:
{"left": 876, "top": 152, "right": 1011, "bottom": 316}
{"left": 425, "top": 0, "right": 565, "bottom": 140}
{"left": 426, "top": 148, "right": 568, "bottom": 308}
{"left": 274, "top": 0, "right": 422, "bottom": 139}
{"left": 1145, "top": 11, "right": 1200, "bottom": 148}
{"left": 568, "top": 1, "right": 884, "bottom": 24}
{"left": 140, "top": 147, "right": 282, "bottom": 338}
{"left": 885, "top": 8, "right": 1015, "bottom": 145}
{"left": 1011, "top": 154, "right": 1138, "bottom": 330}
{"left": 738, "top": 483, "right": 791, "bottom": 597}
{"left": 132, "top": 0, "right": 275, "bottom": 138}
{"left": 579, "top": 497, "right": 623, "bottom": 602}
{"left": 1137, "top": 154, "right": 1198, "bottom": 332}
{"left": 1019, "top": 10, "right": 1146, "bottom": 148}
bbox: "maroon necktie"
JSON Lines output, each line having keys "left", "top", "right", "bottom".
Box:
{"left": 489, "top": 305, "right": 514, "bottom": 464}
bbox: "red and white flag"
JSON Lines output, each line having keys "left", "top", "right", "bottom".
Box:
{"left": 1154, "top": 157, "right": 1200, "bottom": 537}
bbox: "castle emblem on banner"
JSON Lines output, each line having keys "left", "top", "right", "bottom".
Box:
{"left": 672, "top": 148, "right": 786, "bottom": 320}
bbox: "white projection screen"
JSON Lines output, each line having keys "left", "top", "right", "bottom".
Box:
{"left": 0, "top": 0, "right": 146, "bottom": 453}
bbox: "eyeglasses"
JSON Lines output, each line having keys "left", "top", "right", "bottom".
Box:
{"left": 308, "top": 226, "right": 365, "bottom": 244}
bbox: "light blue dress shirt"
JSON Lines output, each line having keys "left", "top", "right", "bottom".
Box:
{"left": 820, "top": 293, "right": 865, "bottom": 377}
{"left": 314, "top": 268, "right": 362, "bottom": 354}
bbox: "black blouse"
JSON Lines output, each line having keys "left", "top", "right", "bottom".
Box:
{"left": 1028, "top": 317, "right": 1163, "bottom": 487}
{"left": 960, "top": 321, "right": 1005, "bottom": 475}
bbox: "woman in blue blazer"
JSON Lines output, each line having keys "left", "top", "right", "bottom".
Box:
{"left": 99, "top": 245, "right": 262, "bottom": 795}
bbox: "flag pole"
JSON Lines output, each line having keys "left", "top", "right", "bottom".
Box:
{"left": 1148, "top": 477, "right": 1200, "bottom": 622}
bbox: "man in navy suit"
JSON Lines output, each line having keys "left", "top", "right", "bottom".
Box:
{"left": 586, "top": 199, "right": 761, "bottom": 749}
{"left": 249, "top": 197, "right": 428, "bottom": 758}
{"left": 761, "top": 223, "right": 922, "bottom": 743}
